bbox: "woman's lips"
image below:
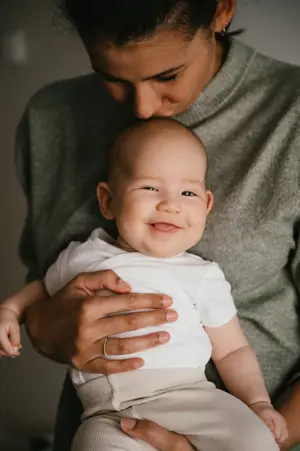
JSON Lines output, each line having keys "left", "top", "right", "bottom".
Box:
{"left": 150, "top": 223, "right": 181, "bottom": 232}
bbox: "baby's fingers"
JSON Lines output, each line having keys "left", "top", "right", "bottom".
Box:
{"left": 0, "top": 349, "right": 19, "bottom": 357}
{"left": 274, "top": 420, "right": 289, "bottom": 445}
{"left": 263, "top": 417, "right": 276, "bottom": 434}
{"left": 266, "top": 414, "right": 289, "bottom": 445}
{"left": 8, "top": 322, "right": 21, "bottom": 348}
{"left": 0, "top": 331, "right": 17, "bottom": 356}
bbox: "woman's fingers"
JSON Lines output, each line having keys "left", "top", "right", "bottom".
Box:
{"left": 72, "top": 331, "right": 170, "bottom": 370}
{"left": 81, "top": 356, "right": 144, "bottom": 374}
{"left": 87, "top": 292, "right": 173, "bottom": 317}
{"left": 102, "top": 331, "right": 170, "bottom": 356}
{"left": 71, "top": 270, "right": 131, "bottom": 296}
{"left": 72, "top": 300, "right": 176, "bottom": 357}
{"left": 71, "top": 299, "right": 176, "bottom": 369}
{"left": 121, "top": 418, "right": 195, "bottom": 451}
{"left": 100, "top": 309, "right": 178, "bottom": 336}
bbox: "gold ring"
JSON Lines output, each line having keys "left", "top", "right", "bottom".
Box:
{"left": 103, "top": 337, "right": 109, "bottom": 357}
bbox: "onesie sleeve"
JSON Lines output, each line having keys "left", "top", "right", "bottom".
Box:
{"left": 44, "top": 241, "right": 83, "bottom": 296}
{"left": 195, "top": 263, "right": 237, "bottom": 327}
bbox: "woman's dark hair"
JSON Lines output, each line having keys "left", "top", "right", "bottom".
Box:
{"left": 57, "top": 0, "right": 220, "bottom": 46}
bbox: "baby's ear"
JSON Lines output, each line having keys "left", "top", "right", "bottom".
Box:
{"left": 206, "top": 190, "right": 214, "bottom": 215}
{"left": 97, "top": 182, "right": 115, "bottom": 220}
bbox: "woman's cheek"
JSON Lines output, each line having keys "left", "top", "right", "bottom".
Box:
{"left": 104, "top": 82, "right": 127, "bottom": 103}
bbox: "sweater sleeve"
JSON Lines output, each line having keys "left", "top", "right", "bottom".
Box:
{"left": 15, "top": 109, "right": 41, "bottom": 283}
{"left": 290, "top": 219, "right": 300, "bottom": 310}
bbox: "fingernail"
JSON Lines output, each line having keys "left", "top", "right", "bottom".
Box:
{"left": 117, "top": 279, "right": 130, "bottom": 289}
{"left": 121, "top": 418, "right": 136, "bottom": 430}
{"left": 133, "top": 359, "right": 144, "bottom": 368}
{"left": 159, "top": 332, "right": 170, "bottom": 344}
{"left": 162, "top": 296, "right": 172, "bottom": 307}
{"left": 166, "top": 310, "right": 178, "bottom": 322}
{"left": 118, "top": 278, "right": 128, "bottom": 285}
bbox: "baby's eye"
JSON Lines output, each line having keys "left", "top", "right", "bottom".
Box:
{"left": 142, "top": 186, "right": 158, "bottom": 192}
{"left": 182, "top": 191, "right": 196, "bottom": 197}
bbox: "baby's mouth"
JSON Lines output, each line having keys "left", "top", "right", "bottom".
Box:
{"left": 150, "top": 222, "right": 181, "bottom": 232}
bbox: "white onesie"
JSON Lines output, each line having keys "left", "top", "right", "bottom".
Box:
{"left": 45, "top": 228, "right": 236, "bottom": 386}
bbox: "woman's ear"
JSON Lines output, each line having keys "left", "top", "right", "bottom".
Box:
{"left": 206, "top": 190, "right": 214, "bottom": 215}
{"left": 214, "top": 0, "right": 236, "bottom": 33}
{"left": 97, "top": 182, "right": 115, "bottom": 220}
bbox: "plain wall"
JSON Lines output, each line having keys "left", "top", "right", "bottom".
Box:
{"left": 0, "top": 0, "right": 90, "bottom": 436}
{"left": 0, "top": 0, "right": 299, "bottom": 438}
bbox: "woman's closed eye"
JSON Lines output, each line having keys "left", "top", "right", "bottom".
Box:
{"left": 155, "top": 73, "right": 178, "bottom": 83}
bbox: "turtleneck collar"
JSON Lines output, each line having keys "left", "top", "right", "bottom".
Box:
{"left": 175, "top": 38, "right": 257, "bottom": 127}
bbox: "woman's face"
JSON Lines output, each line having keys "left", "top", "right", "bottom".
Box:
{"left": 85, "top": 29, "right": 224, "bottom": 118}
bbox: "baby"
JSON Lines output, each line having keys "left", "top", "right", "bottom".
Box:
{"left": 0, "top": 118, "right": 288, "bottom": 451}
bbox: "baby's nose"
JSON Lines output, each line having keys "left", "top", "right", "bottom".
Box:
{"left": 157, "top": 200, "right": 180, "bottom": 213}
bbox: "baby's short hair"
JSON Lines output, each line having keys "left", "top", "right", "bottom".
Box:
{"left": 106, "top": 117, "right": 206, "bottom": 182}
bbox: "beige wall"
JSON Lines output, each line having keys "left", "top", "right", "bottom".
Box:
{"left": 0, "top": 0, "right": 299, "bottom": 438}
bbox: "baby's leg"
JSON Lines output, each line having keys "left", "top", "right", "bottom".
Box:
{"left": 134, "top": 379, "right": 279, "bottom": 451}
{"left": 72, "top": 368, "right": 157, "bottom": 451}
{"left": 71, "top": 411, "right": 156, "bottom": 451}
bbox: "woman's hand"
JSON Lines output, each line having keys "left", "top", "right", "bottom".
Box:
{"left": 121, "top": 418, "right": 195, "bottom": 451}
{"left": 25, "top": 270, "right": 177, "bottom": 373}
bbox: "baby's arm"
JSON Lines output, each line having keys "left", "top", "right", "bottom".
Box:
{"left": 0, "top": 281, "right": 47, "bottom": 356}
{"left": 206, "top": 316, "right": 288, "bottom": 444}
{"left": 206, "top": 316, "right": 270, "bottom": 404}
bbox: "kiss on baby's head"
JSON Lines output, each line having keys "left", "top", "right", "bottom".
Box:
{"left": 98, "top": 118, "right": 214, "bottom": 258}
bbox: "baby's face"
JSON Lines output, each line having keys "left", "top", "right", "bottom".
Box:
{"left": 100, "top": 126, "right": 213, "bottom": 258}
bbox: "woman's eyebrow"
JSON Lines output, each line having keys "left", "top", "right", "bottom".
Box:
{"left": 92, "top": 64, "right": 185, "bottom": 82}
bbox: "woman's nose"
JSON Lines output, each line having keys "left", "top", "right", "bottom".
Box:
{"left": 134, "top": 83, "right": 161, "bottom": 119}
{"left": 157, "top": 199, "right": 180, "bottom": 214}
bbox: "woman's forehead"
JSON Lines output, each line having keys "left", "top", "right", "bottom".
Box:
{"left": 87, "top": 30, "right": 203, "bottom": 81}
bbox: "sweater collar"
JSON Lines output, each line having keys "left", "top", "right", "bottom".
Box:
{"left": 175, "top": 39, "right": 257, "bottom": 126}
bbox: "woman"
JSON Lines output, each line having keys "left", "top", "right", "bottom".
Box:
{"left": 17, "top": 0, "right": 300, "bottom": 450}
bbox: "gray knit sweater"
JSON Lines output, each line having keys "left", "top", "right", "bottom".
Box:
{"left": 16, "top": 39, "right": 300, "bottom": 396}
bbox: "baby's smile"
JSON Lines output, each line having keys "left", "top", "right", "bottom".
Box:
{"left": 98, "top": 118, "right": 213, "bottom": 258}
{"left": 148, "top": 222, "right": 183, "bottom": 233}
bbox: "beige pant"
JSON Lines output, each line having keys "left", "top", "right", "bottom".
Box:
{"left": 72, "top": 368, "right": 279, "bottom": 451}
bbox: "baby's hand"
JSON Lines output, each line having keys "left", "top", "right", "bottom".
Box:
{"left": 0, "top": 306, "right": 22, "bottom": 357}
{"left": 250, "top": 401, "right": 288, "bottom": 445}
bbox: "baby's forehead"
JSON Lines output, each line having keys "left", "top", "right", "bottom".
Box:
{"left": 108, "top": 118, "right": 207, "bottom": 179}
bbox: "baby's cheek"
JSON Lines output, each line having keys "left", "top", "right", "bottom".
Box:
{"left": 190, "top": 208, "right": 206, "bottom": 227}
